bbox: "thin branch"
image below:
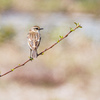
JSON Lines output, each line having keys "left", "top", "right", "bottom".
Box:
{"left": 0, "top": 59, "right": 31, "bottom": 77}
{"left": 0, "top": 24, "right": 82, "bottom": 77}
{"left": 38, "top": 24, "right": 81, "bottom": 56}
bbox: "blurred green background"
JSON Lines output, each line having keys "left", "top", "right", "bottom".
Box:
{"left": 0, "top": 0, "right": 100, "bottom": 100}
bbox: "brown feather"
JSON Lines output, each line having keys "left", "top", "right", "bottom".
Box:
{"left": 27, "top": 25, "right": 43, "bottom": 58}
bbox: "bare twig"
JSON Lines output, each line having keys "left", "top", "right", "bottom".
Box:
{"left": 0, "top": 24, "right": 82, "bottom": 77}
{"left": 38, "top": 24, "right": 81, "bottom": 56}
{"left": 0, "top": 59, "right": 31, "bottom": 77}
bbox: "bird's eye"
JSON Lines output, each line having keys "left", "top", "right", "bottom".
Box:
{"left": 35, "top": 28, "right": 38, "bottom": 30}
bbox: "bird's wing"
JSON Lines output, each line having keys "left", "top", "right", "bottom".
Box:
{"left": 27, "top": 32, "right": 41, "bottom": 50}
{"left": 36, "top": 33, "right": 41, "bottom": 47}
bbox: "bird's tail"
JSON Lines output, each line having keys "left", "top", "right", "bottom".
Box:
{"left": 32, "top": 49, "right": 37, "bottom": 58}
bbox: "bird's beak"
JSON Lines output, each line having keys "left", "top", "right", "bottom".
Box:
{"left": 40, "top": 28, "right": 43, "bottom": 30}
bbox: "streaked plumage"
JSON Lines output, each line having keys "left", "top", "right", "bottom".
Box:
{"left": 27, "top": 26, "right": 43, "bottom": 58}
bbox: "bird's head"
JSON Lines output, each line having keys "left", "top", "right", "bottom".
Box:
{"left": 31, "top": 25, "right": 43, "bottom": 32}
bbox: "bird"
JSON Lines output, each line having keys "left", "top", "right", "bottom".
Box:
{"left": 27, "top": 25, "right": 43, "bottom": 59}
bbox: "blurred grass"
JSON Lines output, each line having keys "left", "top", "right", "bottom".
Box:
{"left": 0, "top": 0, "right": 100, "bottom": 15}
{"left": 0, "top": 26, "right": 16, "bottom": 43}
{"left": 77, "top": 0, "right": 100, "bottom": 14}
{"left": 0, "top": 0, "right": 12, "bottom": 12}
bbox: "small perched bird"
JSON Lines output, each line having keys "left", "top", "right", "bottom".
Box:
{"left": 27, "top": 26, "right": 43, "bottom": 58}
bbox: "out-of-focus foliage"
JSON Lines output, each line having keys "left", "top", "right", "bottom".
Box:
{"left": 0, "top": 0, "right": 12, "bottom": 12}
{"left": 0, "top": 26, "right": 16, "bottom": 43}
{"left": 0, "top": 0, "right": 100, "bottom": 14}
{"left": 76, "top": 0, "right": 100, "bottom": 14}
{"left": 34, "top": 0, "right": 62, "bottom": 12}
